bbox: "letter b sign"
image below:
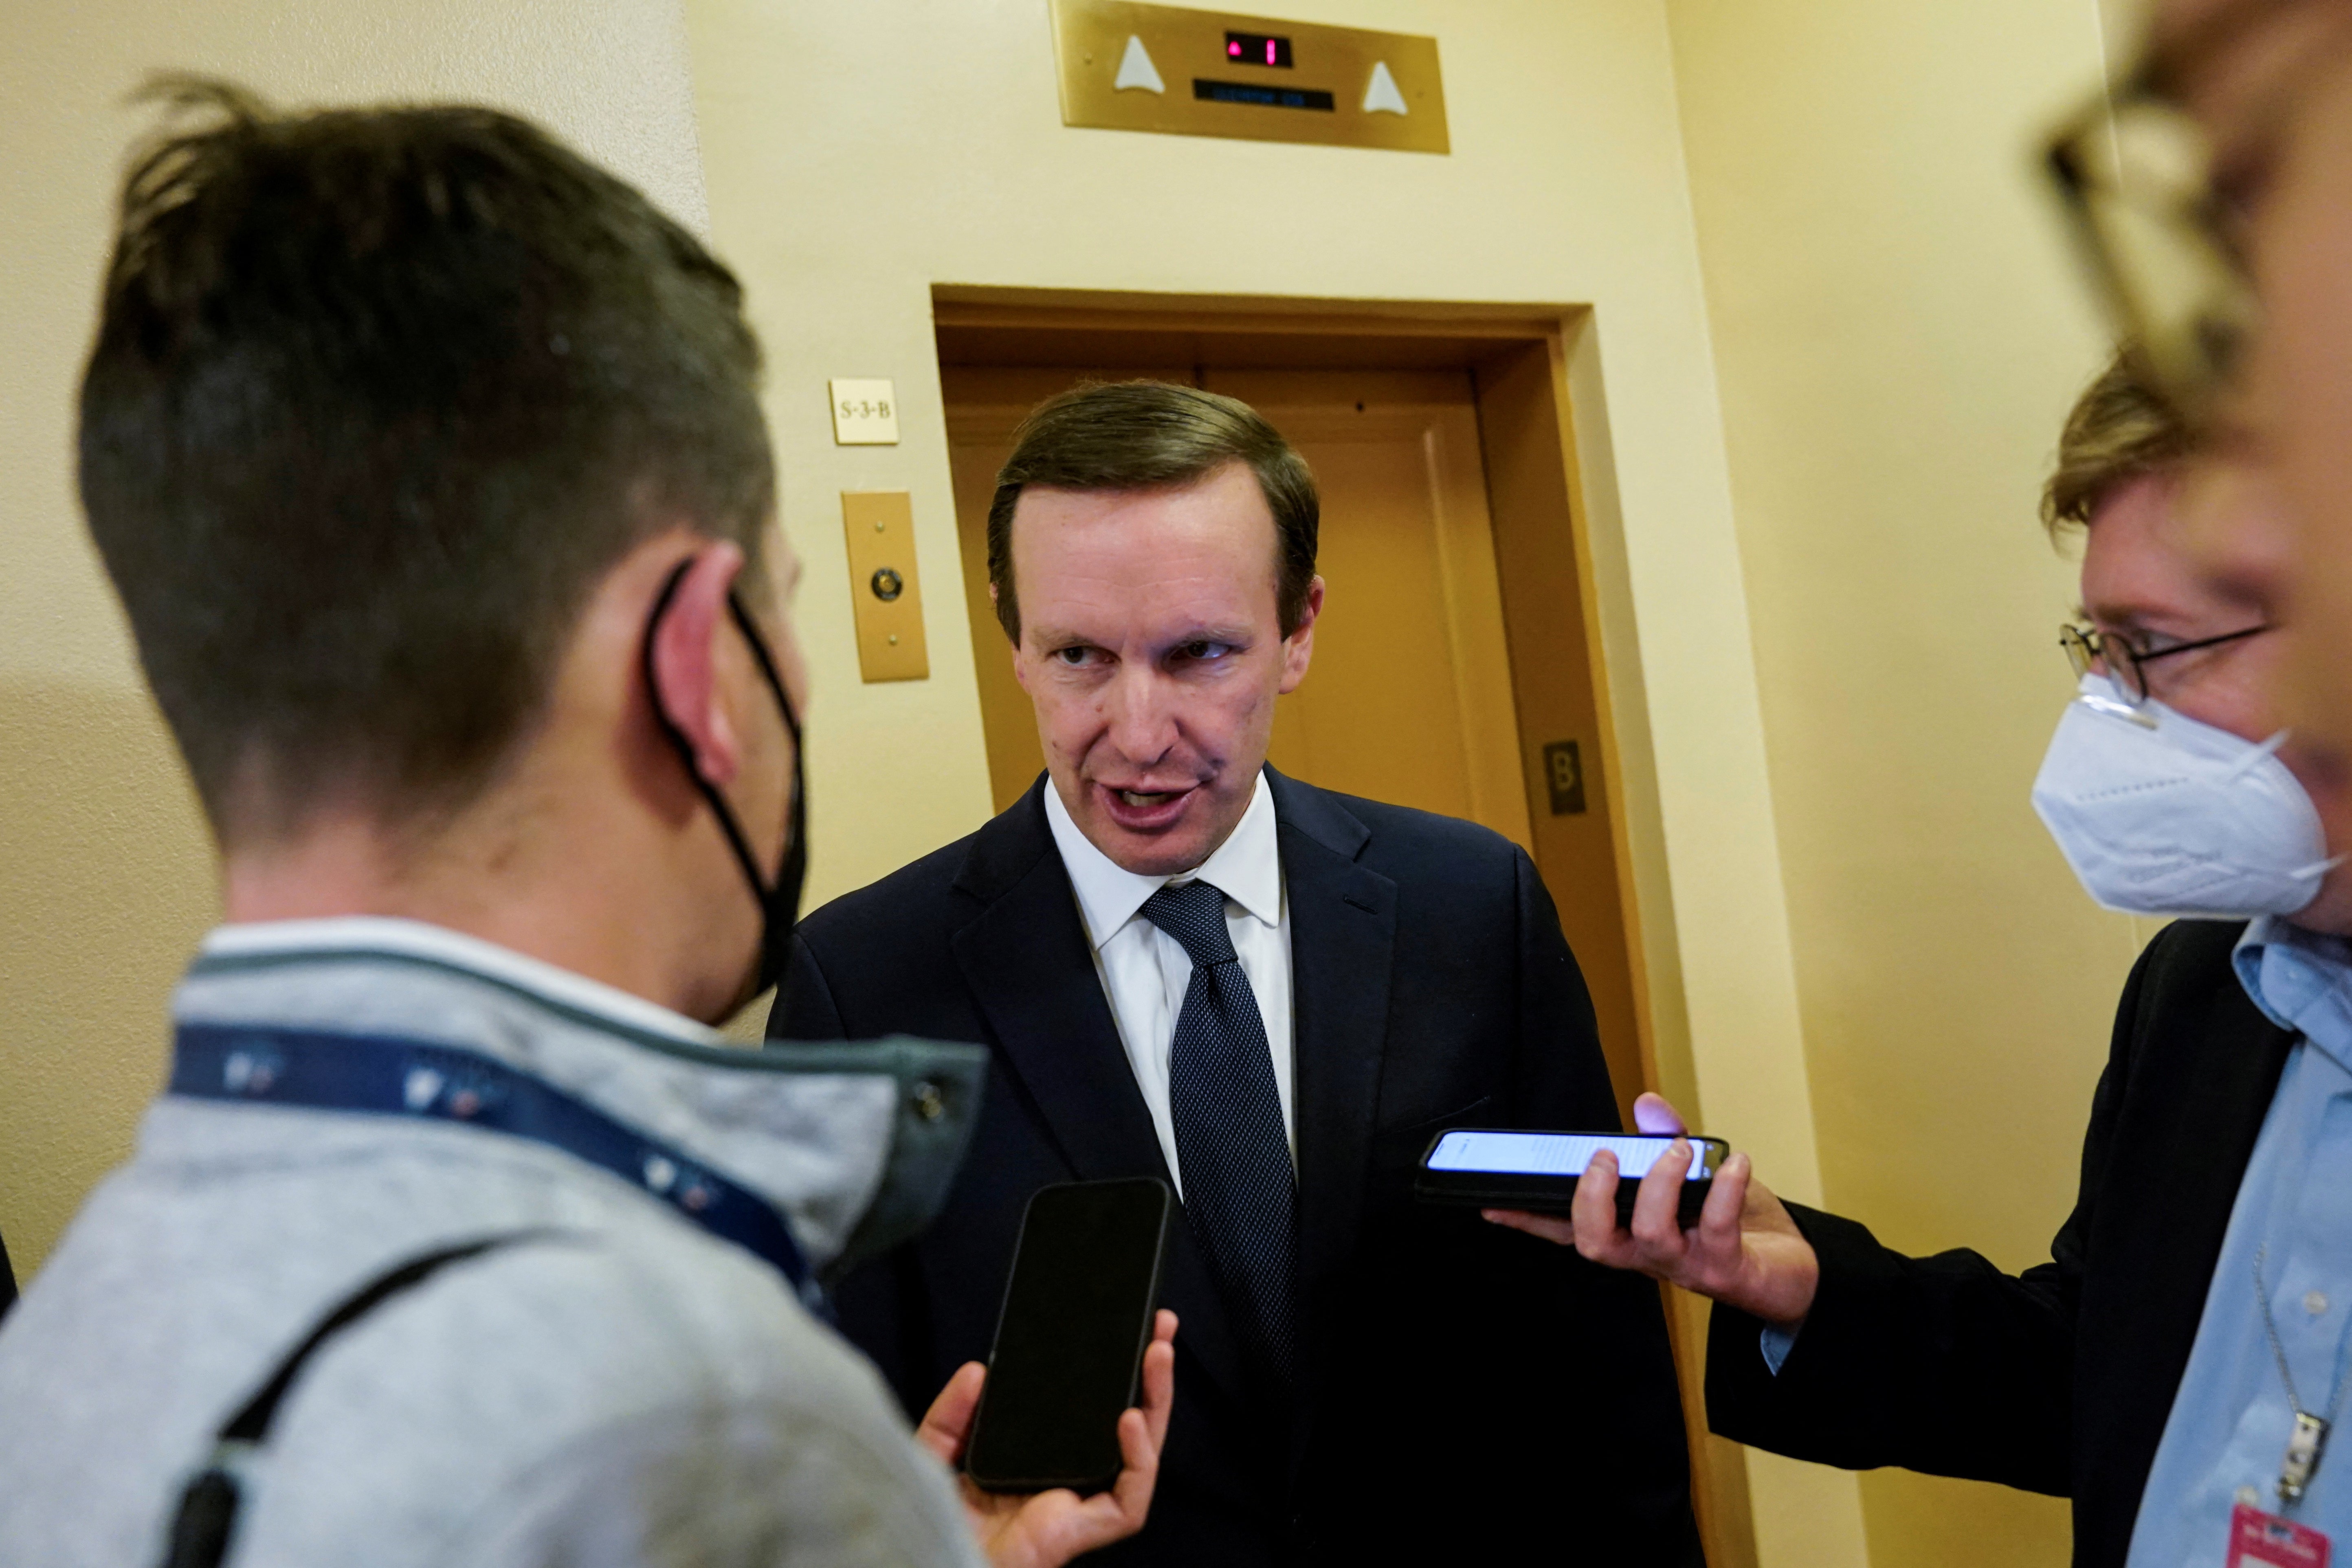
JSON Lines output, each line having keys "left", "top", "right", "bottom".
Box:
{"left": 1543, "top": 740, "right": 1587, "bottom": 816}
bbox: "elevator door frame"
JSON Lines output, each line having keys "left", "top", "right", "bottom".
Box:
{"left": 932, "top": 285, "right": 1752, "bottom": 1568}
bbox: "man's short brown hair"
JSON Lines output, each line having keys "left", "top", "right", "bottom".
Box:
{"left": 2042, "top": 350, "right": 2193, "bottom": 536}
{"left": 985, "top": 382, "right": 1319, "bottom": 642}
{"left": 79, "top": 77, "right": 774, "bottom": 840}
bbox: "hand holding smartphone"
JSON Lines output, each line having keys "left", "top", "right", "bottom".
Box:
{"left": 913, "top": 1177, "right": 1179, "bottom": 1568}
{"left": 1470, "top": 1093, "right": 1824, "bottom": 1333}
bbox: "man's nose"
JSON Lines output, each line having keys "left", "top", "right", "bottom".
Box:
{"left": 1101, "top": 665, "right": 1180, "bottom": 766}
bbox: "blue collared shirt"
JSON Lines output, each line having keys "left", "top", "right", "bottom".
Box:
{"left": 2126, "top": 917, "right": 2352, "bottom": 1566}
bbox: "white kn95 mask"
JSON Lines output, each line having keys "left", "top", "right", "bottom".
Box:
{"left": 2031, "top": 673, "right": 2337, "bottom": 919}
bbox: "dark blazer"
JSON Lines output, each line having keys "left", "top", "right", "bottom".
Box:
{"left": 772, "top": 770, "right": 1700, "bottom": 1565}
{"left": 1707, "top": 918, "right": 2297, "bottom": 1568}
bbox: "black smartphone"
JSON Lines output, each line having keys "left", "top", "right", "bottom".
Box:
{"left": 963, "top": 1177, "right": 1174, "bottom": 1495}
{"left": 1414, "top": 1128, "right": 1732, "bottom": 1227}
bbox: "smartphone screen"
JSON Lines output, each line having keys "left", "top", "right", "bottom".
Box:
{"left": 1425, "top": 1129, "right": 1724, "bottom": 1181}
{"left": 964, "top": 1177, "right": 1172, "bottom": 1494}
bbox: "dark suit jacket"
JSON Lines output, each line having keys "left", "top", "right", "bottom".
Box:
{"left": 772, "top": 770, "right": 1700, "bottom": 1564}
{"left": 1707, "top": 918, "right": 2297, "bottom": 1568}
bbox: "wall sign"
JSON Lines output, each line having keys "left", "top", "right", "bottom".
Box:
{"left": 829, "top": 378, "right": 899, "bottom": 446}
{"left": 1542, "top": 740, "right": 1587, "bottom": 816}
{"left": 1051, "top": 0, "right": 1447, "bottom": 154}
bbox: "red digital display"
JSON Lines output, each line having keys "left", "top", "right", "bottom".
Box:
{"left": 1223, "top": 31, "right": 1294, "bottom": 68}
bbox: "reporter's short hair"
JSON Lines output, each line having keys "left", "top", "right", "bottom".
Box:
{"left": 985, "top": 381, "right": 1319, "bottom": 643}
{"left": 2042, "top": 350, "right": 2192, "bottom": 537}
{"left": 79, "top": 77, "right": 774, "bottom": 840}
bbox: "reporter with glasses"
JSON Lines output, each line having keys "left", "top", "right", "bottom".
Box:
{"left": 1491, "top": 350, "right": 2352, "bottom": 1568}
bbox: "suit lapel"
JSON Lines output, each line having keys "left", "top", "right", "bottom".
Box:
{"left": 1268, "top": 772, "right": 1397, "bottom": 1434}
{"left": 949, "top": 780, "right": 1251, "bottom": 1408}
{"left": 951, "top": 840, "right": 1163, "bottom": 1187}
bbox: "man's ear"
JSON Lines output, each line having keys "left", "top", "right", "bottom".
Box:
{"left": 646, "top": 543, "right": 749, "bottom": 788}
{"left": 1277, "top": 575, "right": 1324, "bottom": 695}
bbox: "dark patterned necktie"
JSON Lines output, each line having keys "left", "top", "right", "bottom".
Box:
{"left": 1141, "top": 878, "right": 1297, "bottom": 1383}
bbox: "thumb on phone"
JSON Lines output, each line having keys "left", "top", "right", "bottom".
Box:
{"left": 1631, "top": 1093, "right": 1688, "bottom": 1137}
{"left": 916, "top": 1361, "right": 989, "bottom": 1467}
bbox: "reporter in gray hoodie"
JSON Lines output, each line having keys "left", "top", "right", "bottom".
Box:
{"left": 0, "top": 77, "right": 1174, "bottom": 1568}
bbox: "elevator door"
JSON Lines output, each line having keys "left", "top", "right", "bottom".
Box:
{"left": 943, "top": 365, "right": 1534, "bottom": 855}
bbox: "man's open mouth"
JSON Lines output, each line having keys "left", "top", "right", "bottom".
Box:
{"left": 1096, "top": 780, "right": 1202, "bottom": 828}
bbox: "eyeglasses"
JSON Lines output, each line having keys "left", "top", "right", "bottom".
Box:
{"left": 2060, "top": 621, "right": 2272, "bottom": 708}
{"left": 2044, "top": 73, "right": 2256, "bottom": 426}
{"left": 2043, "top": 0, "right": 2352, "bottom": 425}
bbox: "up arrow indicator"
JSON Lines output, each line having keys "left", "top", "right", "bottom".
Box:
{"left": 1113, "top": 35, "right": 1166, "bottom": 93}
{"left": 1363, "top": 59, "right": 1409, "bottom": 115}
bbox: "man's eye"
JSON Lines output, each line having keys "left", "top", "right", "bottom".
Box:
{"left": 1177, "top": 641, "right": 1231, "bottom": 662}
{"left": 2210, "top": 143, "right": 2278, "bottom": 240}
{"left": 1053, "top": 646, "right": 1095, "bottom": 666}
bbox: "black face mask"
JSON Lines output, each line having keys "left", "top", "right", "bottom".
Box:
{"left": 643, "top": 558, "right": 807, "bottom": 1010}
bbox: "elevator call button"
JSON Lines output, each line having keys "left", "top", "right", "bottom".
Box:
{"left": 841, "top": 491, "right": 928, "bottom": 683}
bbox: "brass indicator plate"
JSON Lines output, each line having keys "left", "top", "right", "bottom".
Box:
{"left": 842, "top": 491, "right": 929, "bottom": 683}
{"left": 1050, "top": 0, "right": 1447, "bottom": 154}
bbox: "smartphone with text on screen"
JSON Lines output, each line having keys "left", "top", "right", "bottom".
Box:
{"left": 1414, "top": 1128, "right": 1731, "bottom": 1227}
{"left": 963, "top": 1177, "right": 1173, "bottom": 1495}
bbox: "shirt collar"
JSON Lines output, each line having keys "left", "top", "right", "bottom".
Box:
{"left": 2235, "top": 915, "right": 2352, "bottom": 1068}
{"left": 1043, "top": 770, "right": 1283, "bottom": 949}
{"left": 199, "top": 916, "right": 719, "bottom": 1047}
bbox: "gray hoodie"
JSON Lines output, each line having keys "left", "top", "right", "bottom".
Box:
{"left": 0, "top": 918, "right": 991, "bottom": 1568}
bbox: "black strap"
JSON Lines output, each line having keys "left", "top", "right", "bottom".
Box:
{"left": 219, "top": 1236, "right": 522, "bottom": 1443}
{"left": 160, "top": 1232, "right": 554, "bottom": 1568}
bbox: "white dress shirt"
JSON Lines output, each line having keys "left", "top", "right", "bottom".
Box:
{"left": 1043, "top": 770, "right": 1295, "bottom": 1194}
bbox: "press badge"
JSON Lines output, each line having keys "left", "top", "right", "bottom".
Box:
{"left": 2229, "top": 1502, "right": 2331, "bottom": 1568}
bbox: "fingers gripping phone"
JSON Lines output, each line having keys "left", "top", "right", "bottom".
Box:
{"left": 1414, "top": 1128, "right": 1731, "bottom": 1227}
{"left": 963, "top": 1177, "right": 1174, "bottom": 1494}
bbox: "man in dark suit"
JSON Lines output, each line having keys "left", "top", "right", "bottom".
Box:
{"left": 1494, "top": 358, "right": 2352, "bottom": 1567}
{"left": 772, "top": 381, "right": 1700, "bottom": 1564}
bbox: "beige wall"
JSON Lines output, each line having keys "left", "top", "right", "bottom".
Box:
{"left": 0, "top": 0, "right": 709, "bottom": 1274}
{"left": 1, "top": 1, "right": 2155, "bottom": 1561}
{"left": 1667, "top": 0, "right": 2136, "bottom": 1564}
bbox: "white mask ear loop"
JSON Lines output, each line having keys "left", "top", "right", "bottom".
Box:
{"left": 2222, "top": 729, "right": 2295, "bottom": 784}
{"left": 2222, "top": 731, "right": 2345, "bottom": 881}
